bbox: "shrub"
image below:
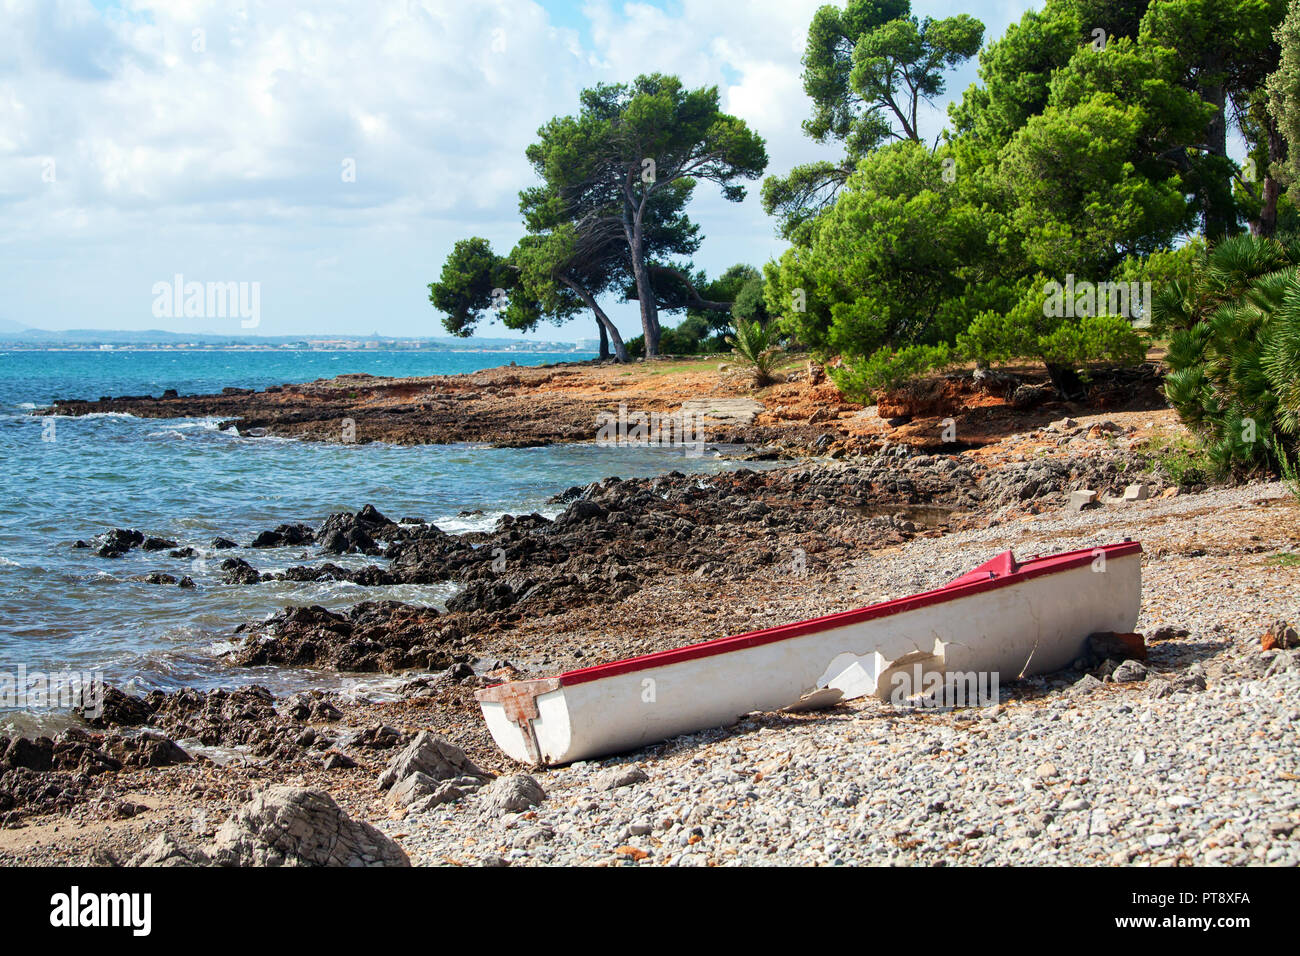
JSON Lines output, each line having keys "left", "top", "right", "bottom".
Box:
{"left": 1160, "top": 236, "right": 1300, "bottom": 474}
{"left": 726, "top": 317, "right": 785, "bottom": 387}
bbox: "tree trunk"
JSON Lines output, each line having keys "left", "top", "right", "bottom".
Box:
{"left": 1044, "top": 362, "right": 1086, "bottom": 402}
{"left": 597, "top": 320, "right": 610, "bottom": 361}
{"left": 624, "top": 197, "right": 661, "bottom": 357}
{"left": 1254, "top": 115, "right": 1285, "bottom": 239}
{"left": 564, "top": 277, "right": 628, "bottom": 363}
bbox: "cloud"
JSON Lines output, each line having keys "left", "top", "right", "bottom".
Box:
{"left": 0, "top": 0, "right": 1035, "bottom": 338}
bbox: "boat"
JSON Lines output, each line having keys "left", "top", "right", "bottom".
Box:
{"left": 475, "top": 540, "right": 1142, "bottom": 766}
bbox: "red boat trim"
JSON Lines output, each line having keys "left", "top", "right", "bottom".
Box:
{"left": 553, "top": 541, "right": 1142, "bottom": 688}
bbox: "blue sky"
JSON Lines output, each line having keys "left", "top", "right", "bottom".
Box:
{"left": 1, "top": 1, "right": 1043, "bottom": 340}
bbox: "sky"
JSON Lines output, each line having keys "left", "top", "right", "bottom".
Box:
{"left": 0, "top": 0, "right": 1043, "bottom": 341}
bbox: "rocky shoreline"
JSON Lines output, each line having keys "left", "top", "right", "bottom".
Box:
{"left": 5, "top": 362, "right": 1298, "bottom": 866}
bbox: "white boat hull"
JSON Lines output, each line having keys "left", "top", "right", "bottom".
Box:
{"left": 477, "top": 542, "right": 1142, "bottom": 766}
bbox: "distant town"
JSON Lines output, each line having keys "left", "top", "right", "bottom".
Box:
{"left": 0, "top": 327, "right": 601, "bottom": 353}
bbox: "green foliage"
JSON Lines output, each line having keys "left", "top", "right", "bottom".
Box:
{"left": 763, "top": 0, "right": 984, "bottom": 238}
{"left": 998, "top": 38, "right": 1211, "bottom": 277}
{"left": 765, "top": 141, "right": 995, "bottom": 359}
{"left": 526, "top": 73, "right": 767, "bottom": 355}
{"left": 1268, "top": 0, "right": 1300, "bottom": 204}
{"left": 831, "top": 343, "right": 957, "bottom": 399}
{"left": 427, "top": 238, "right": 514, "bottom": 337}
{"left": 957, "top": 274, "right": 1147, "bottom": 368}
{"left": 1140, "top": 430, "right": 1223, "bottom": 486}
{"left": 726, "top": 317, "right": 785, "bottom": 387}
{"left": 1162, "top": 235, "right": 1300, "bottom": 473}
{"left": 626, "top": 316, "right": 726, "bottom": 358}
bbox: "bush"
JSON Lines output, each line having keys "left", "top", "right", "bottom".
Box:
{"left": 1140, "top": 431, "right": 1222, "bottom": 487}
{"left": 958, "top": 274, "right": 1146, "bottom": 397}
{"left": 727, "top": 317, "right": 785, "bottom": 386}
{"left": 1159, "top": 236, "right": 1300, "bottom": 473}
{"left": 625, "top": 315, "right": 727, "bottom": 357}
{"left": 831, "top": 343, "right": 957, "bottom": 400}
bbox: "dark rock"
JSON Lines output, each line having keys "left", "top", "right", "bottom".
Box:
{"left": 78, "top": 685, "right": 156, "bottom": 728}
{"left": 249, "top": 523, "right": 315, "bottom": 548}
{"left": 1089, "top": 631, "right": 1147, "bottom": 663}
{"left": 92, "top": 528, "right": 144, "bottom": 558}
{"left": 221, "top": 557, "right": 261, "bottom": 585}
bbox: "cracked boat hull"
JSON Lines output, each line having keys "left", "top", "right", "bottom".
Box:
{"left": 476, "top": 542, "right": 1142, "bottom": 766}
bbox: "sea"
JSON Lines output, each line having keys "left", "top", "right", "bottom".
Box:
{"left": 0, "top": 348, "right": 760, "bottom": 733}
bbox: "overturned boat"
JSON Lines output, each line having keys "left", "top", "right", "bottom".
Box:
{"left": 476, "top": 541, "right": 1142, "bottom": 766}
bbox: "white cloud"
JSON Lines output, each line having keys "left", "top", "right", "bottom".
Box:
{"left": 0, "top": 0, "right": 1039, "bottom": 338}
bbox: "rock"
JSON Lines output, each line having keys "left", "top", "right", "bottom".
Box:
{"left": 131, "top": 572, "right": 178, "bottom": 585}
{"left": 1112, "top": 660, "right": 1149, "bottom": 683}
{"left": 512, "top": 825, "right": 555, "bottom": 847}
{"left": 1122, "top": 483, "right": 1149, "bottom": 502}
{"left": 228, "top": 601, "right": 450, "bottom": 673}
{"left": 141, "top": 536, "right": 178, "bottom": 551}
{"left": 1067, "top": 489, "right": 1098, "bottom": 511}
{"left": 1035, "top": 761, "right": 1058, "bottom": 779}
{"left": 1089, "top": 631, "right": 1147, "bottom": 662}
{"left": 249, "top": 523, "right": 316, "bottom": 548}
{"left": 407, "top": 778, "right": 481, "bottom": 812}
{"left": 593, "top": 765, "right": 649, "bottom": 791}
{"left": 387, "top": 769, "right": 485, "bottom": 810}
{"left": 1071, "top": 674, "right": 1104, "bottom": 695}
{"left": 483, "top": 774, "right": 546, "bottom": 814}
{"left": 77, "top": 685, "right": 156, "bottom": 728}
{"left": 322, "top": 751, "right": 356, "bottom": 770}
{"left": 112, "top": 799, "right": 148, "bottom": 819}
{"left": 281, "top": 691, "right": 343, "bottom": 723}
{"left": 210, "top": 537, "right": 238, "bottom": 550}
{"left": 207, "top": 786, "right": 410, "bottom": 867}
{"left": 92, "top": 528, "right": 144, "bottom": 558}
{"left": 386, "top": 771, "right": 441, "bottom": 806}
{"left": 128, "top": 833, "right": 212, "bottom": 867}
{"left": 3, "top": 736, "right": 53, "bottom": 771}
{"left": 1011, "top": 384, "right": 1047, "bottom": 410}
{"left": 554, "top": 499, "right": 606, "bottom": 527}
{"left": 1262, "top": 620, "right": 1300, "bottom": 652}
{"left": 376, "top": 731, "right": 490, "bottom": 792}
{"left": 350, "top": 725, "right": 406, "bottom": 749}
{"left": 220, "top": 557, "right": 261, "bottom": 585}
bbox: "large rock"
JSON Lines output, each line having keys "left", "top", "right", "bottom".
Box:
{"left": 207, "top": 787, "right": 409, "bottom": 867}
{"left": 483, "top": 774, "right": 546, "bottom": 814}
{"left": 249, "top": 523, "right": 316, "bottom": 548}
{"left": 76, "top": 685, "right": 156, "bottom": 728}
{"left": 129, "top": 833, "right": 212, "bottom": 867}
{"left": 592, "top": 765, "right": 649, "bottom": 791}
{"left": 377, "top": 731, "right": 490, "bottom": 792}
{"left": 388, "top": 771, "right": 482, "bottom": 811}
{"left": 92, "top": 528, "right": 144, "bottom": 558}
{"left": 1088, "top": 631, "right": 1147, "bottom": 663}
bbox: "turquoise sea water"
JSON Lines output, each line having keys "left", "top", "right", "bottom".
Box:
{"left": 0, "top": 349, "right": 760, "bottom": 728}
